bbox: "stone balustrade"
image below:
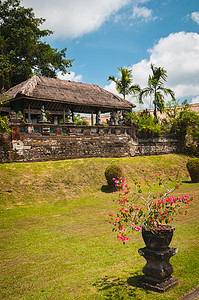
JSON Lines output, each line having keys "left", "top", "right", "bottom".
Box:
{"left": 11, "top": 123, "right": 132, "bottom": 138}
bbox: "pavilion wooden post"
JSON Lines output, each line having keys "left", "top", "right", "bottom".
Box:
{"left": 28, "top": 102, "right": 31, "bottom": 123}
{"left": 91, "top": 111, "right": 94, "bottom": 126}
{"left": 63, "top": 105, "right": 66, "bottom": 124}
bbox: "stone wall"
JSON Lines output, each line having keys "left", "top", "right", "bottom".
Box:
{"left": 0, "top": 131, "right": 182, "bottom": 163}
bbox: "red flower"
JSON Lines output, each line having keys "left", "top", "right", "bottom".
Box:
{"left": 175, "top": 185, "right": 178, "bottom": 189}
{"left": 185, "top": 210, "right": 188, "bottom": 214}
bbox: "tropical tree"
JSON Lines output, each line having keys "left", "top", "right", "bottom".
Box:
{"left": 0, "top": 0, "right": 73, "bottom": 91}
{"left": 139, "top": 64, "right": 175, "bottom": 118}
{"left": 108, "top": 67, "right": 141, "bottom": 99}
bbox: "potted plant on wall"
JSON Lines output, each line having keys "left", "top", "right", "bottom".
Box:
{"left": 109, "top": 174, "right": 193, "bottom": 292}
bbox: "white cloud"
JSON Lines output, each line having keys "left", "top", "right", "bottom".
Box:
{"left": 57, "top": 71, "right": 82, "bottom": 82}
{"left": 191, "top": 12, "right": 199, "bottom": 25}
{"left": 132, "top": 6, "right": 153, "bottom": 21}
{"left": 191, "top": 96, "right": 199, "bottom": 104}
{"left": 22, "top": 0, "right": 130, "bottom": 39}
{"left": 105, "top": 32, "right": 199, "bottom": 108}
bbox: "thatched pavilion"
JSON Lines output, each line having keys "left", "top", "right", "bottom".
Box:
{"left": 1, "top": 75, "right": 135, "bottom": 125}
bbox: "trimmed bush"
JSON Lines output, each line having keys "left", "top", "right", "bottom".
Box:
{"left": 186, "top": 158, "right": 199, "bottom": 183}
{"left": 105, "top": 164, "right": 124, "bottom": 191}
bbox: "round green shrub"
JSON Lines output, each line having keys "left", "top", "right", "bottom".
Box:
{"left": 105, "top": 164, "right": 124, "bottom": 191}
{"left": 186, "top": 158, "right": 199, "bottom": 183}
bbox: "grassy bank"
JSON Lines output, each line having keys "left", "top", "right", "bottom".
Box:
{"left": 0, "top": 154, "right": 198, "bottom": 299}
{"left": 0, "top": 154, "right": 193, "bottom": 209}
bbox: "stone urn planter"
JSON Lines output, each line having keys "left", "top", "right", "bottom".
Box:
{"left": 138, "top": 225, "right": 179, "bottom": 292}
{"left": 142, "top": 225, "right": 175, "bottom": 250}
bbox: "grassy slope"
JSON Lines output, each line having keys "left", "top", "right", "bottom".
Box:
{"left": 0, "top": 154, "right": 198, "bottom": 299}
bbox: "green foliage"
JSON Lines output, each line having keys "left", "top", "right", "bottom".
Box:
{"left": 186, "top": 158, "right": 199, "bottom": 183}
{"left": 165, "top": 100, "right": 199, "bottom": 155}
{"left": 73, "top": 113, "right": 88, "bottom": 125}
{"left": 0, "top": 0, "right": 73, "bottom": 91}
{"left": 139, "top": 64, "right": 175, "bottom": 118}
{"left": 0, "top": 115, "right": 11, "bottom": 134}
{"left": 108, "top": 67, "right": 140, "bottom": 99}
{"left": 0, "top": 97, "right": 12, "bottom": 133}
{"left": 127, "top": 111, "right": 163, "bottom": 138}
{"left": 45, "top": 110, "right": 52, "bottom": 123}
{"left": 105, "top": 164, "right": 124, "bottom": 191}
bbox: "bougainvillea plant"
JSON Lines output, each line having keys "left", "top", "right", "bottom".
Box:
{"left": 109, "top": 174, "right": 193, "bottom": 244}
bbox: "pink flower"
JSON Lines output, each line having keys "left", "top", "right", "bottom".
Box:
{"left": 171, "top": 173, "right": 173, "bottom": 176}
{"left": 133, "top": 226, "right": 142, "bottom": 231}
{"left": 109, "top": 214, "right": 113, "bottom": 216}
{"left": 117, "top": 235, "right": 129, "bottom": 243}
{"left": 112, "top": 178, "right": 115, "bottom": 181}
{"left": 124, "top": 209, "right": 129, "bottom": 213}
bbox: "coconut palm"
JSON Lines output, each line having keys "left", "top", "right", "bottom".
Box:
{"left": 108, "top": 67, "right": 141, "bottom": 99}
{"left": 139, "top": 64, "right": 175, "bottom": 118}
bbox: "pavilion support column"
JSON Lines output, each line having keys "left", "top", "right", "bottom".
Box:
{"left": 63, "top": 105, "right": 66, "bottom": 124}
{"left": 28, "top": 102, "right": 31, "bottom": 123}
{"left": 91, "top": 111, "right": 94, "bottom": 126}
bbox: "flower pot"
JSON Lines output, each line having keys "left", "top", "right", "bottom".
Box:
{"left": 142, "top": 225, "right": 175, "bottom": 250}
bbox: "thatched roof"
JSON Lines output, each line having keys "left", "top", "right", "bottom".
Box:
{"left": 3, "top": 75, "right": 135, "bottom": 113}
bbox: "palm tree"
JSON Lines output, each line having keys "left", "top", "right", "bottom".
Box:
{"left": 108, "top": 67, "right": 141, "bottom": 99}
{"left": 139, "top": 64, "right": 175, "bottom": 118}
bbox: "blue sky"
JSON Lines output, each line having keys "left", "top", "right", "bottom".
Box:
{"left": 22, "top": 0, "right": 199, "bottom": 109}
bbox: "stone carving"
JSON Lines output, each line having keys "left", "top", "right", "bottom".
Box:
{"left": 96, "top": 110, "right": 101, "bottom": 125}
{"left": 112, "top": 111, "right": 119, "bottom": 125}
{"left": 40, "top": 105, "right": 48, "bottom": 123}
{"left": 66, "top": 108, "right": 73, "bottom": 123}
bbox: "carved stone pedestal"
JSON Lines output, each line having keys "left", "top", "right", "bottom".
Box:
{"left": 138, "top": 247, "right": 178, "bottom": 292}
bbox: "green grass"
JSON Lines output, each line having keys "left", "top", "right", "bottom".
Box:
{"left": 0, "top": 154, "right": 198, "bottom": 299}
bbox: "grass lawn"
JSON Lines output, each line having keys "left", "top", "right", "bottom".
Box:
{"left": 0, "top": 154, "right": 198, "bottom": 299}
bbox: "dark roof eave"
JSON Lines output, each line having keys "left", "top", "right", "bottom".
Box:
{"left": 12, "top": 94, "right": 135, "bottom": 110}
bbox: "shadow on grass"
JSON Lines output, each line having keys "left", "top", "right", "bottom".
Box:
{"left": 182, "top": 180, "right": 194, "bottom": 184}
{"left": 93, "top": 271, "right": 151, "bottom": 299}
{"left": 101, "top": 185, "right": 112, "bottom": 193}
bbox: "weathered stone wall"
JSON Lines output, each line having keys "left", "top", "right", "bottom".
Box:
{"left": 0, "top": 132, "right": 182, "bottom": 163}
